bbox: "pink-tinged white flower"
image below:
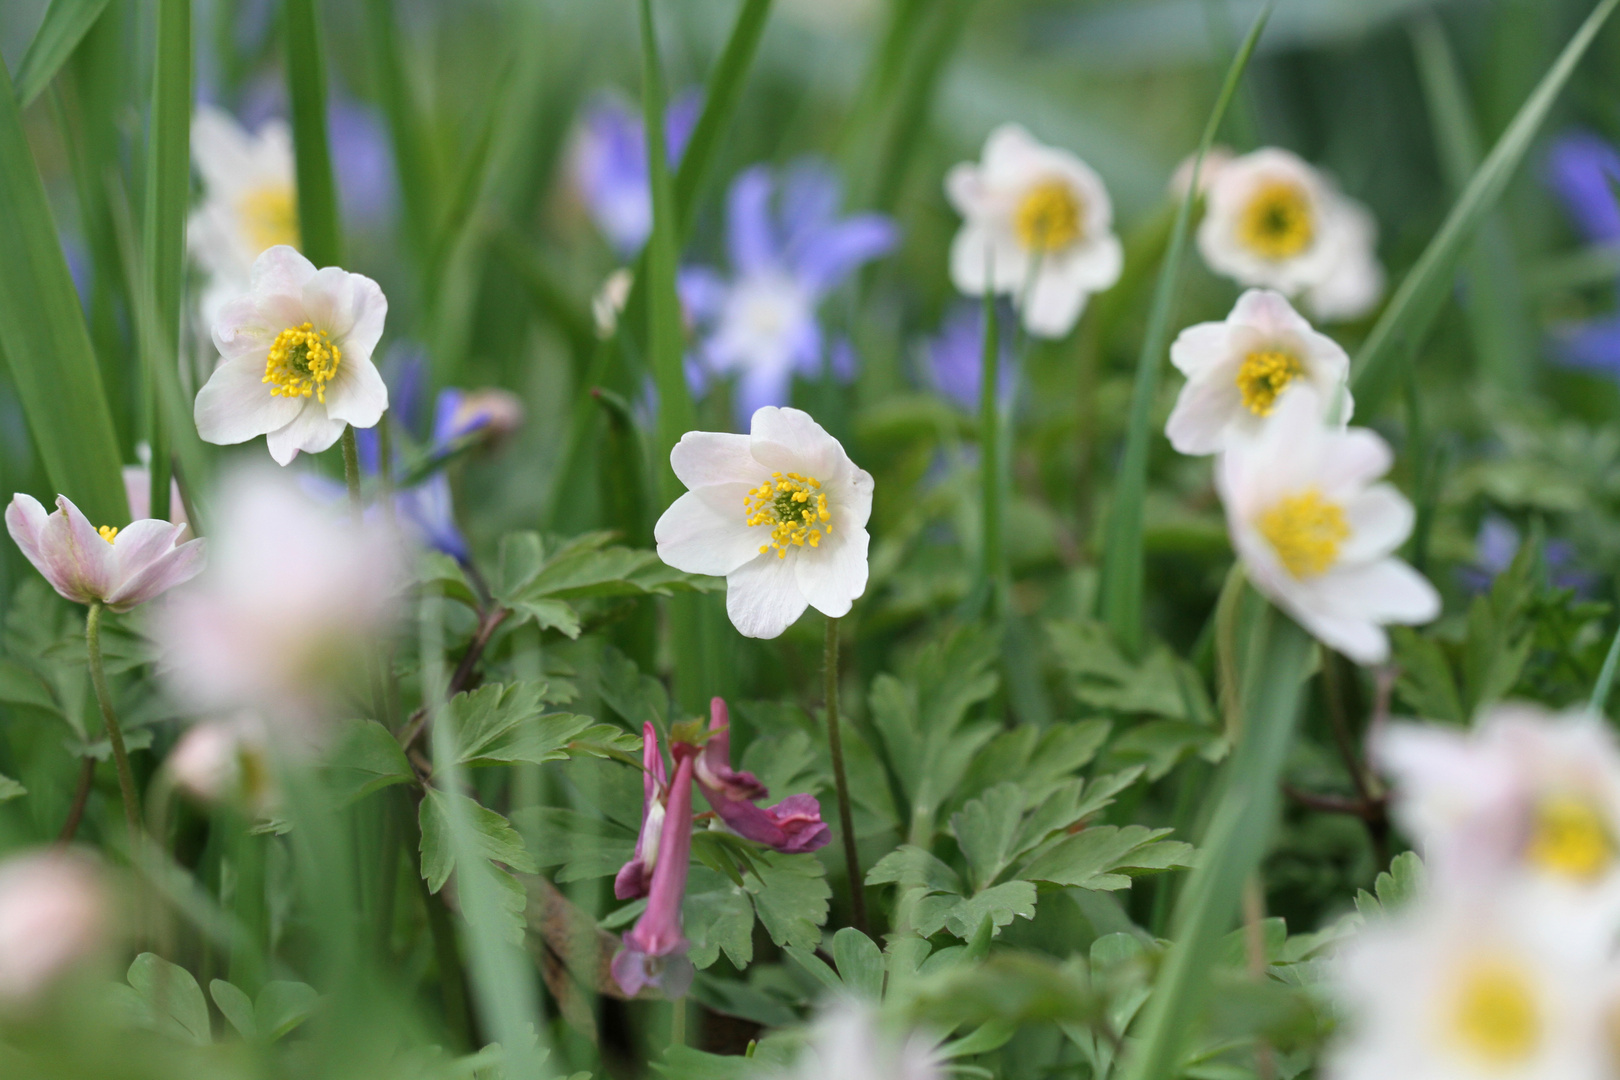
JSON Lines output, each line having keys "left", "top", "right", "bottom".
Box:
{"left": 151, "top": 467, "right": 405, "bottom": 729}
{"left": 1197, "top": 147, "right": 1385, "bottom": 322}
{"left": 122, "top": 446, "right": 186, "bottom": 527}
{"left": 166, "top": 721, "right": 275, "bottom": 814}
{"left": 615, "top": 722, "right": 670, "bottom": 902}
{"left": 947, "top": 123, "right": 1123, "bottom": 339}
{"left": 0, "top": 851, "right": 110, "bottom": 1006}
{"left": 1327, "top": 891, "right": 1613, "bottom": 1080}
{"left": 1168, "top": 145, "right": 1235, "bottom": 200}
{"left": 1374, "top": 706, "right": 1620, "bottom": 916}
{"left": 1165, "top": 289, "right": 1351, "bottom": 455}
{"left": 1216, "top": 386, "right": 1438, "bottom": 664}
{"left": 4, "top": 494, "right": 204, "bottom": 612}
{"left": 612, "top": 745, "right": 697, "bottom": 999}
{"left": 195, "top": 246, "right": 388, "bottom": 466}
{"left": 695, "top": 698, "right": 830, "bottom": 853}
{"left": 655, "top": 407, "right": 873, "bottom": 640}
{"left": 771, "top": 1004, "right": 944, "bottom": 1080}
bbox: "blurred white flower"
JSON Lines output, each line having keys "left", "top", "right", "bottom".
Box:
{"left": 4, "top": 494, "right": 204, "bottom": 612}
{"left": 195, "top": 246, "right": 389, "bottom": 465}
{"left": 593, "top": 268, "right": 634, "bottom": 338}
{"left": 1198, "top": 147, "right": 1385, "bottom": 322}
{"left": 946, "top": 123, "right": 1123, "bottom": 339}
{"left": 1328, "top": 891, "right": 1613, "bottom": 1080}
{"left": 152, "top": 467, "right": 405, "bottom": 729}
{"left": 1168, "top": 144, "right": 1234, "bottom": 199}
{"left": 166, "top": 720, "right": 275, "bottom": 814}
{"left": 1376, "top": 706, "right": 1620, "bottom": 909}
{"left": 654, "top": 406, "right": 873, "bottom": 639}
{"left": 1216, "top": 386, "right": 1438, "bottom": 663}
{"left": 122, "top": 445, "right": 187, "bottom": 528}
{"left": 189, "top": 106, "right": 298, "bottom": 328}
{"left": 1165, "top": 288, "right": 1351, "bottom": 455}
{"left": 0, "top": 851, "right": 109, "bottom": 1006}
{"left": 771, "top": 1004, "right": 943, "bottom": 1080}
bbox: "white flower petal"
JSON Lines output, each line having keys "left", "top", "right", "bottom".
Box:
{"left": 250, "top": 245, "right": 317, "bottom": 297}
{"left": 1165, "top": 373, "right": 1244, "bottom": 455}
{"left": 52, "top": 496, "right": 117, "bottom": 602}
{"left": 1338, "top": 484, "right": 1414, "bottom": 564}
{"left": 340, "top": 272, "right": 388, "bottom": 362}
{"left": 105, "top": 536, "right": 206, "bottom": 611}
{"left": 750, "top": 407, "right": 845, "bottom": 481}
{"left": 265, "top": 405, "right": 347, "bottom": 466}
{"left": 324, "top": 356, "right": 388, "bottom": 429}
{"left": 4, "top": 495, "right": 52, "bottom": 580}
{"left": 211, "top": 294, "right": 279, "bottom": 363}
{"left": 725, "top": 551, "right": 809, "bottom": 639}
{"left": 793, "top": 526, "right": 869, "bottom": 618}
{"left": 949, "top": 221, "right": 1026, "bottom": 297}
{"left": 302, "top": 266, "right": 359, "bottom": 340}
{"left": 654, "top": 484, "right": 767, "bottom": 577}
{"left": 669, "top": 431, "right": 763, "bottom": 489}
{"left": 1168, "top": 320, "right": 1235, "bottom": 378}
{"left": 1314, "top": 559, "right": 1441, "bottom": 626}
{"left": 194, "top": 355, "right": 302, "bottom": 446}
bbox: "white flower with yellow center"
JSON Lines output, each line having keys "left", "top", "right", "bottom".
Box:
{"left": 1327, "top": 894, "right": 1613, "bottom": 1080}
{"left": 1217, "top": 386, "right": 1438, "bottom": 664}
{"left": 654, "top": 407, "right": 873, "bottom": 639}
{"left": 946, "top": 123, "right": 1123, "bottom": 339}
{"left": 1198, "top": 147, "right": 1385, "bottom": 322}
{"left": 1165, "top": 289, "right": 1351, "bottom": 455}
{"left": 194, "top": 245, "right": 388, "bottom": 465}
{"left": 189, "top": 106, "right": 299, "bottom": 327}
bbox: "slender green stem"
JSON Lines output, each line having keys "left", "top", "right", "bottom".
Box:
{"left": 978, "top": 288, "right": 1002, "bottom": 613}
{"left": 340, "top": 424, "right": 363, "bottom": 514}
{"left": 671, "top": 996, "right": 686, "bottom": 1047}
{"left": 86, "top": 601, "right": 139, "bottom": 845}
{"left": 1213, "top": 563, "right": 1246, "bottom": 737}
{"left": 823, "top": 615, "right": 867, "bottom": 934}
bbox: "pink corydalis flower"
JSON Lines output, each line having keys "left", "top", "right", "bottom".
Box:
{"left": 614, "top": 722, "right": 670, "bottom": 901}
{"left": 696, "top": 698, "right": 831, "bottom": 855}
{"left": 5, "top": 494, "right": 204, "bottom": 611}
{"left": 612, "top": 746, "right": 696, "bottom": 999}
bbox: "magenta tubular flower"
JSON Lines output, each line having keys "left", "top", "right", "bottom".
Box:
{"left": 611, "top": 748, "right": 697, "bottom": 999}
{"left": 693, "top": 698, "right": 831, "bottom": 854}
{"left": 614, "top": 722, "right": 670, "bottom": 901}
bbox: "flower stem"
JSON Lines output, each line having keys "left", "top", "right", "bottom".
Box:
{"left": 340, "top": 424, "right": 363, "bottom": 515}
{"left": 86, "top": 601, "right": 140, "bottom": 845}
{"left": 823, "top": 615, "right": 868, "bottom": 934}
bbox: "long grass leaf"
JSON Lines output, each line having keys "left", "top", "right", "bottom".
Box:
{"left": 0, "top": 55, "right": 127, "bottom": 525}
{"left": 1350, "top": 0, "right": 1620, "bottom": 408}
{"left": 673, "top": 0, "right": 773, "bottom": 236}
{"left": 361, "top": 0, "right": 437, "bottom": 262}
{"left": 13, "top": 0, "right": 110, "bottom": 108}
{"left": 1097, "top": 4, "right": 1271, "bottom": 657}
{"left": 869, "top": 0, "right": 976, "bottom": 213}
{"left": 1117, "top": 612, "right": 1314, "bottom": 1080}
{"left": 977, "top": 288, "right": 1002, "bottom": 612}
{"left": 141, "top": 0, "right": 190, "bottom": 522}
{"left": 282, "top": 0, "right": 342, "bottom": 267}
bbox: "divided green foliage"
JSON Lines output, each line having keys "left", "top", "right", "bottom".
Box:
{"left": 678, "top": 850, "right": 831, "bottom": 972}
{"left": 208, "top": 978, "right": 319, "bottom": 1042}
{"left": 419, "top": 787, "right": 538, "bottom": 946}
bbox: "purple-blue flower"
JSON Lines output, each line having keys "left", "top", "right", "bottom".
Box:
{"left": 1544, "top": 132, "right": 1620, "bottom": 378}
{"left": 680, "top": 159, "right": 898, "bottom": 425}
{"left": 1458, "top": 515, "right": 1594, "bottom": 597}
{"left": 925, "top": 301, "right": 1014, "bottom": 411}
{"left": 571, "top": 92, "right": 701, "bottom": 258}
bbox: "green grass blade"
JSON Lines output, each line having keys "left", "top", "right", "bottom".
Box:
{"left": 1117, "top": 611, "right": 1314, "bottom": 1080}
{"left": 13, "top": 0, "right": 111, "bottom": 108}
{"left": 361, "top": 0, "right": 438, "bottom": 262}
{"left": 1350, "top": 0, "right": 1620, "bottom": 409}
{"left": 869, "top": 0, "right": 976, "bottom": 213}
{"left": 1097, "top": 3, "right": 1271, "bottom": 658}
{"left": 490, "top": 234, "right": 595, "bottom": 367}
{"left": 1590, "top": 616, "right": 1620, "bottom": 716}
{"left": 977, "top": 289, "right": 1002, "bottom": 612}
{"left": 141, "top": 0, "right": 190, "bottom": 522}
{"left": 673, "top": 0, "right": 772, "bottom": 236}
{"left": 0, "top": 55, "right": 127, "bottom": 526}
{"left": 282, "top": 0, "right": 342, "bottom": 267}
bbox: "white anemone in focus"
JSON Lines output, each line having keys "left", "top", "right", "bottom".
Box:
{"left": 771, "top": 1004, "right": 943, "bottom": 1080}
{"left": 189, "top": 106, "right": 298, "bottom": 326}
{"left": 1216, "top": 386, "right": 1438, "bottom": 664}
{"left": 946, "top": 123, "right": 1123, "bottom": 338}
{"left": 195, "top": 246, "right": 388, "bottom": 465}
{"left": 1198, "top": 147, "right": 1385, "bottom": 322}
{"left": 1165, "top": 289, "right": 1351, "bottom": 455}
{"left": 1327, "top": 893, "right": 1612, "bottom": 1080}
{"left": 5, "top": 494, "right": 204, "bottom": 612}
{"left": 151, "top": 467, "right": 405, "bottom": 731}
{"left": 654, "top": 407, "right": 873, "bottom": 639}
{"left": 0, "top": 851, "right": 110, "bottom": 1006}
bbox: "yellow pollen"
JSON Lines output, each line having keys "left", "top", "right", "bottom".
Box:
{"left": 97, "top": 525, "right": 118, "bottom": 545}
{"left": 1238, "top": 180, "right": 1315, "bottom": 259}
{"left": 1257, "top": 488, "right": 1349, "bottom": 579}
{"left": 1236, "top": 350, "right": 1304, "bottom": 416}
{"left": 264, "top": 322, "right": 342, "bottom": 403}
{"left": 1526, "top": 795, "right": 1614, "bottom": 882}
{"left": 1015, "top": 179, "right": 1083, "bottom": 253}
{"left": 1445, "top": 958, "right": 1541, "bottom": 1066}
{"left": 237, "top": 184, "right": 300, "bottom": 253}
{"left": 743, "top": 471, "right": 833, "bottom": 559}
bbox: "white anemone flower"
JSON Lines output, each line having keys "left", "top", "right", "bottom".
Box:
{"left": 151, "top": 468, "right": 405, "bottom": 731}
{"left": 1327, "top": 892, "right": 1614, "bottom": 1080}
{"left": 946, "top": 123, "right": 1123, "bottom": 339}
{"left": 654, "top": 407, "right": 873, "bottom": 639}
{"left": 195, "top": 246, "right": 388, "bottom": 465}
{"left": 1165, "top": 289, "right": 1351, "bottom": 455}
{"left": 1197, "top": 147, "right": 1385, "bottom": 322}
{"left": 5, "top": 494, "right": 204, "bottom": 612}
{"left": 770, "top": 1004, "right": 943, "bottom": 1080}
{"left": 189, "top": 106, "right": 298, "bottom": 326}
{"left": 1216, "top": 385, "right": 1438, "bottom": 664}
{"left": 0, "top": 851, "right": 110, "bottom": 1006}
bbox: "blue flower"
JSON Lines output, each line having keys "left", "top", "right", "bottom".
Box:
{"left": 1458, "top": 515, "right": 1594, "bottom": 597}
{"left": 924, "top": 301, "right": 1014, "bottom": 411}
{"left": 1544, "top": 133, "right": 1620, "bottom": 377}
{"left": 680, "top": 159, "right": 897, "bottom": 424}
{"left": 571, "top": 92, "right": 701, "bottom": 258}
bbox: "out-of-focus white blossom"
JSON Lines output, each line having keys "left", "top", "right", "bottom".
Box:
{"left": 1168, "top": 145, "right": 1235, "bottom": 199}
{"left": 0, "top": 851, "right": 110, "bottom": 1006}
{"left": 593, "top": 268, "right": 634, "bottom": 338}
{"left": 770, "top": 1004, "right": 943, "bottom": 1080}
{"left": 166, "top": 721, "right": 276, "bottom": 815}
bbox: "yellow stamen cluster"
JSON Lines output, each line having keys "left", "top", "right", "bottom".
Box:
{"left": 264, "top": 323, "right": 342, "bottom": 403}
{"left": 1236, "top": 350, "right": 1304, "bottom": 416}
{"left": 238, "top": 184, "right": 300, "bottom": 253}
{"left": 744, "top": 472, "right": 832, "bottom": 559}
{"left": 1015, "top": 179, "right": 1084, "bottom": 253}
{"left": 1446, "top": 958, "right": 1541, "bottom": 1066}
{"left": 1238, "top": 180, "right": 1315, "bottom": 259}
{"left": 1526, "top": 795, "right": 1615, "bottom": 881}
{"left": 1258, "top": 488, "right": 1349, "bottom": 579}
{"left": 97, "top": 525, "right": 118, "bottom": 545}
